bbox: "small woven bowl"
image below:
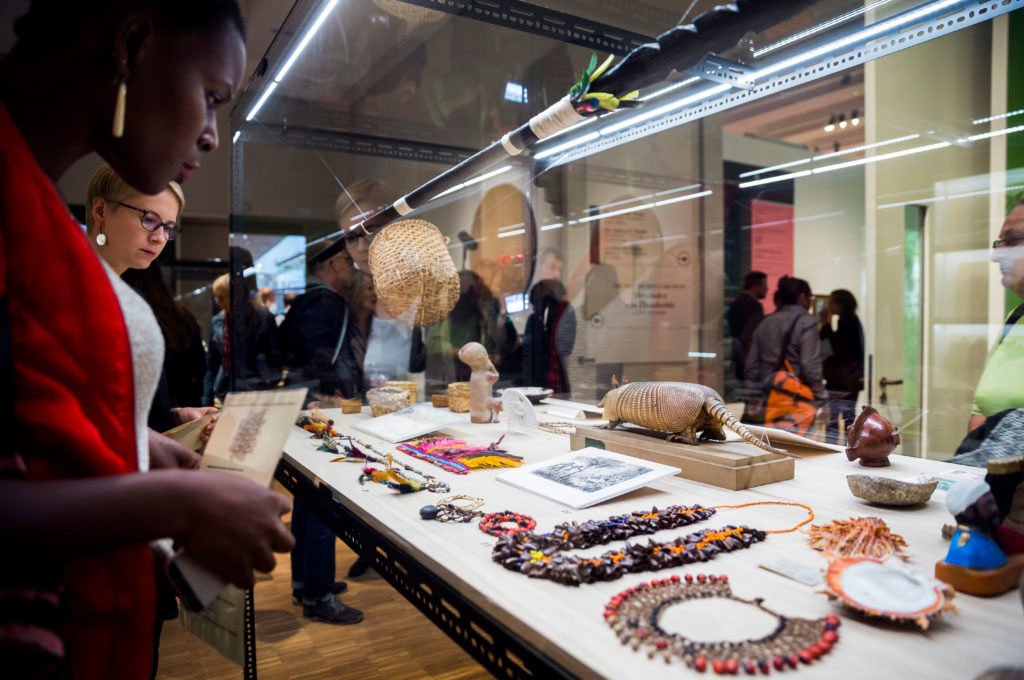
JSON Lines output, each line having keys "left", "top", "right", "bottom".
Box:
{"left": 367, "top": 387, "right": 409, "bottom": 417}
{"left": 340, "top": 398, "right": 363, "bottom": 415}
{"left": 447, "top": 382, "right": 470, "bottom": 413}
{"left": 385, "top": 380, "right": 418, "bottom": 404}
{"left": 431, "top": 394, "right": 449, "bottom": 408}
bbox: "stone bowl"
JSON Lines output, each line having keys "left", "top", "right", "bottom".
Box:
{"left": 846, "top": 473, "right": 939, "bottom": 506}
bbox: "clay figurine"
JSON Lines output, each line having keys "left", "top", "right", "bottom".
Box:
{"left": 598, "top": 377, "right": 798, "bottom": 458}
{"left": 458, "top": 341, "right": 501, "bottom": 423}
{"left": 934, "top": 479, "right": 1024, "bottom": 595}
{"left": 845, "top": 405, "right": 899, "bottom": 467}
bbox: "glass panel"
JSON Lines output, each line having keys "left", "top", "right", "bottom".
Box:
{"left": 227, "top": 0, "right": 1024, "bottom": 460}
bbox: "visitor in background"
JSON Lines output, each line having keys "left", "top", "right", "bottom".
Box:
{"left": 727, "top": 270, "right": 767, "bottom": 381}
{"left": 536, "top": 246, "right": 564, "bottom": 283}
{"left": 334, "top": 179, "right": 394, "bottom": 272}
{"left": 203, "top": 269, "right": 279, "bottom": 405}
{"left": 84, "top": 163, "right": 211, "bottom": 430}
{"left": 744, "top": 276, "right": 826, "bottom": 428}
{"left": 524, "top": 277, "right": 576, "bottom": 397}
{"left": 0, "top": 2, "right": 294, "bottom": 677}
{"left": 257, "top": 286, "right": 276, "bottom": 312}
{"left": 967, "top": 202, "right": 1024, "bottom": 434}
{"left": 819, "top": 289, "right": 864, "bottom": 444}
{"left": 425, "top": 270, "right": 506, "bottom": 392}
{"left": 278, "top": 244, "right": 364, "bottom": 624}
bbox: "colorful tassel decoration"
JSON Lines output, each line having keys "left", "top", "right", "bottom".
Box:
{"left": 398, "top": 435, "right": 523, "bottom": 473}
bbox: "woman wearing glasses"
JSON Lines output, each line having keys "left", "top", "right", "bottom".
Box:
{"left": 965, "top": 200, "right": 1024, "bottom": 436}
{"left": 85, "top": 164, "right": 213, "bottom": 428}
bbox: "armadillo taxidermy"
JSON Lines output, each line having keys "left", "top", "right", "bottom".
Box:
{"left": 598, "top": 381, "right": 798, "bottom": 459}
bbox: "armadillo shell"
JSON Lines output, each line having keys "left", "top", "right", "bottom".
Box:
{"left": 614, "top": 382, "right": 705, "bottom": 433}
{"left": 846, "top": 406, "right": 899, "bottom": 466}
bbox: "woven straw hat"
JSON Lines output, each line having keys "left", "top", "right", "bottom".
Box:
{"left": 369, "top": 219, "right": 460, "bottom": 327}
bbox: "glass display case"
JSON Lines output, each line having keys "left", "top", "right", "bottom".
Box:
{"left": 218, "top": 0, "right": 1024, "bottom": 462}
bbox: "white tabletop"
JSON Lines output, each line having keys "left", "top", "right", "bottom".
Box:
{"left": 282, "top": 408, "right": 1024, "bottom": 679}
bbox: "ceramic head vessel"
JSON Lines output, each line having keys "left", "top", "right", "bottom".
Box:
{"left": 845, "top": 406, "right": 899, "bottom": 467}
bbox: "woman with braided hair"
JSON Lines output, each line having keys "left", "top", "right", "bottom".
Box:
{"left": 0, "top": 3, "right": 295, "bottom": 678}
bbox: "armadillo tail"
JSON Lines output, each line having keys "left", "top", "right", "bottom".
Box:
{"left": 706, "top": 401, "right": 799, "bottom": 459}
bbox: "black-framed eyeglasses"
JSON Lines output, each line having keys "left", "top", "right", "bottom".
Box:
{"left": 113, "top": 201, "right": 181, "bottom": 241}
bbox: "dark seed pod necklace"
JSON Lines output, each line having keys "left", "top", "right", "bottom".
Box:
{"left": 605, "top": 573, "right": 840, "bottom": 673}
{"left": 491, "top": 502, "right": 813, "bottom": 586}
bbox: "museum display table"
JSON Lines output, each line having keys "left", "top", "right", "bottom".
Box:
{"left": 276, "top": 408, "right": 1024, "bottom": 679}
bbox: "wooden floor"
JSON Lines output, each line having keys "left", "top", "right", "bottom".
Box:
{"left": 156, "top": 485, "right": 491, "bottom": 680}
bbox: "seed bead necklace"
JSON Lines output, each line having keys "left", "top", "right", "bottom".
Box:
{"left": 605, "top": 573, "right": 840, "bottom": 673}
{"left": 492, "top": 501, "right": 813, "bottom": 586}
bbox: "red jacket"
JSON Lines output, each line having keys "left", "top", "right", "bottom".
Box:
{"left": 0, "top": 103, "right": 155, "bottom": 679}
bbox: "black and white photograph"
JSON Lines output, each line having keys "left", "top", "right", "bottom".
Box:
{"left": 531, "top": 454, "right": 652, "bottom": 493}
{"left": 497, "top": 448, "right": 680, "bottom": 509}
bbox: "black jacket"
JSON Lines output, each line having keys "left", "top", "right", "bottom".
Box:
{"left": 279, "top": 281, "right": 363, "bottom": 399}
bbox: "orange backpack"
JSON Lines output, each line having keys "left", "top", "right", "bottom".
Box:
{"left": 765, "top": 317, "right": 817, "bottom": 434}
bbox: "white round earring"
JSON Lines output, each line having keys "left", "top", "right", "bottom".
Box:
{"left": 96, "top": 232, "right": 107, "bottom": 246}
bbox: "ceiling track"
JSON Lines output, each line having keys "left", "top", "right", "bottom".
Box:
{"left": 541, "top": 0, "right": 1020, "bottom": 170}
{"left": 237, "top": 125, "right": 475, "bottom": 165}
{"left": 389, "top": 0, "right": 653, "bottom": 55}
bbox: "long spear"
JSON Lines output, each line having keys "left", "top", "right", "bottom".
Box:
{"left": 315, "top": 0, "right": 816, "bottom": 263}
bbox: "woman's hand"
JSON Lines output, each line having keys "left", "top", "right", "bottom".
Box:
{"left": 175, "top": 471, "right": 295, "bottom": 588}
{"left": 149, "top": 430, "right": 202, "bottom": 469}
{"left": 172, "top": 406, "right": 219, "bottom": 426}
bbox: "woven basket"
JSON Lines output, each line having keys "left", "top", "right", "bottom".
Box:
{"left": 447, "top": 382, "right": 470, "bottom": 413}
{"left": 340, "top": 398, "right": 363, "bottom": 414}
{"left": 431, "top": 394, "right": 449, "bottom": 408}
{"left": 385, "top": 380, "right": 418, "bottom": 404}
{"left": 367, "top": 387, "right": 410, "bottom": 417}
{"left": 369, "top": 219, "right": 460, "bottom": 327}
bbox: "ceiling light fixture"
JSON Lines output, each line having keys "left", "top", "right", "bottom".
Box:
{"left": 824, "top": 115, "right": 836, "bottom": 133}
{"left": 246, "top": 0, "right": 340, "bottom": 122}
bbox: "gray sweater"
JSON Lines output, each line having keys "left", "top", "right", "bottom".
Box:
{"left": 744, "top": 305, "right": 826, "bottom": 399}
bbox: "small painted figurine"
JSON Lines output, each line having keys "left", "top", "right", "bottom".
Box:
{"left": 935, "top": 479, "right": 1024, "bottom": 595}
{"left": 458, "top": 341, "right": 501, "bottom": 423}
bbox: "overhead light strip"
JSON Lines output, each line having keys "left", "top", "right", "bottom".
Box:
{"left": 737, "top": 170, "right": 812, "bottom": 189}
{"left": 574, "top": 189, "right": 712, "bottom": 223}
{"left": 959, "top": 123, "right": 1024, "bottom": 143}
{"left": 812, "top": 141, "right": 952, "bottom": 174}
{"left": 972, "top": 109, "right": 1024, "bottom": 125}
{"left": 533, "top": 132, "right": 600, "bottom": 160}
{"left": 811, "top": 133, "right": 921, "bottom": 161}
{"left": 738, "top": 158, "right": 811, "bottom": 179}
{"left": 748, "top": 0, "right": 961, "bottom": 82}
{"left": 432, "top": 165, "right": 512, "bottom": 199}
{"left": 246, "top": 0, "right": 339, "bottom": 122}
{"left": 753, "top": 0, "right": 898, "bottom": 57}
{"left": 878, "top": 182, "right": 1024, "bottom": 209}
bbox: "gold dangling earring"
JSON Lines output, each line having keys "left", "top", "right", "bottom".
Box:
{"left": 112, "top": 78, "right": 127, "bottom": 139}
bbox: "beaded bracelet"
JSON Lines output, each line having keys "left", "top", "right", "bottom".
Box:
{"left": 479, "top": 511, "right": 537, "bottom": 537}
{"left": 420, "top": 495, "right": 485, "bottom": 523}
{"left": 605, "top": 574, "right": 840, "bottom": 673}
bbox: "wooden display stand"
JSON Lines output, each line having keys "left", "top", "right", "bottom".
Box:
{"left": 569, "top": 425, "right": 795, "bottom": 490}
